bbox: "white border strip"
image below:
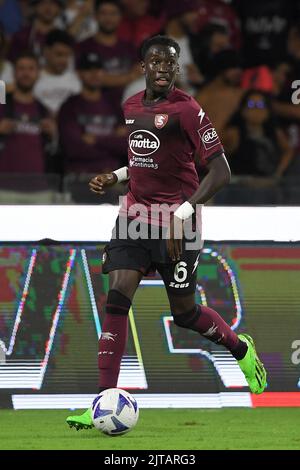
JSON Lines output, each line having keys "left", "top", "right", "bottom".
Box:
{"left": 12, "top": 393, "right": 252, "bottom": 409}
{"left": 81, "top": 249, "right": 101, "bottom": 339}
{"left": 0, "top": 205, "right": 300, "bottom": 241}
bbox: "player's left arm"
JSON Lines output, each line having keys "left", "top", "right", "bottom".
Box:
{"left": 166, "top": 102, "right": 231, "bottom": 261}
{"left": 188, "top": 154, "right": 231, "bottom": 206}
{"left": 179, "top": 100, "right": 231, "bottom": 207}
{"left": 167, "top": 155, "right": 230, "bottom": 261}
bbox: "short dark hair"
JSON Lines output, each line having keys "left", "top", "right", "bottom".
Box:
{"left": 140, "top": 35, "right": 180, "bottom": 60}
{"left": 95, "top": 0, "right": 121, "bottom": 11}
{"left": 45, "top": 29, "right": 74, "bottom": 48}
{"left": 14, "top": 51, "right": 39, "bottom": 66}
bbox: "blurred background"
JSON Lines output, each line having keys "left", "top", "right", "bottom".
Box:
{"left": 0, "top": 0, "right": 299, "bottom": 205}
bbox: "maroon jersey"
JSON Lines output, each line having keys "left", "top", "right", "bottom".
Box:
{"left": 120, "top": 87, "right": 224, "bottom": 225}
{"left": 0, "top": 99, "right": 47, "bottom": 174}
{"left": 76, "top": 38, "right": 137, "bottom": 107}
{"left": 58, "top": 94, "right": 127, "bottom": 174}
{"left": 8, "top": 26, "right": 47, "bottom": 62}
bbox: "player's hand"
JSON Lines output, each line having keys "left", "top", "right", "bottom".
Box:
{"left": 89, "top": 173, "right": 118, "bottom": 195}
{"left": 166, "top": 216, "right": 184, "bottom": 262}
{"left": 0, "top": 119, "right": 15, "bottom": 135}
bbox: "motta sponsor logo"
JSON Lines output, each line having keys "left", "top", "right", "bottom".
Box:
{"left": 201, "top": 127, "right": 218, "bottom": 144}
{"left": 129, "top": 129, "right": 160, "bottom": 156}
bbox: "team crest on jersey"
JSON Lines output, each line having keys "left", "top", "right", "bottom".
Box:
{"left": 154, "top": 114, "right": 168, "bottom": 129}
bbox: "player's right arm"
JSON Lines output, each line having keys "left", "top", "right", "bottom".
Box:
{"left": 89, "top": 166, "right": 129, "bottom": 195}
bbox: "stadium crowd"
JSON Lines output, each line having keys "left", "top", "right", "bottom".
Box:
{"left": 0, "top": 0, "right": 300, "bottom": 204}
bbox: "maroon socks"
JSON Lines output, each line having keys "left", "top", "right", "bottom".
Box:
{"left": 98, "top": 290, "right": 248, "bottom": 393}
{"left": 98, "top": 289, "right": 131, "bottom": 390}
{"left": 174, "top": 304, "right": 248, "bottom": 360}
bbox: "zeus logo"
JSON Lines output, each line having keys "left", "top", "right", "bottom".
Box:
{"left": 291, "top": 340, "right": 300, "bottom": 364}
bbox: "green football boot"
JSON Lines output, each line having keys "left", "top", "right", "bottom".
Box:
{"left": 238, "top": 334, "right": 267, "bottom": 394}
{"left": 66, "top": 408, "right": 94, "bottom": 431}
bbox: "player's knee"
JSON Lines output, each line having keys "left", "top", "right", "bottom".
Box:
{"left": 169, "top": 294, "right": 195, "bottom": 316}
{"left": 106, "top": 289, "right": 131, "bottom": 316}
{"left": 172, "top": 305, "right": 200, "bottom": 329}
{"left": 109, "top": 271, "right": 140, "bottom": 300}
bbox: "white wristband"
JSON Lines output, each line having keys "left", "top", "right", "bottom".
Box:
{"left": 112, "top": 166, "right": 129, "bottom": 182}
{"left": 174, "top": 201, "right": 195, "bottom": 220}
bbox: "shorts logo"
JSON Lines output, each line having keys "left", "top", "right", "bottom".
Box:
{"left": 154, "top": 114, "right": 168, "bottom": 129}
{"left": 169, "top": 282, "right": 190, "bottom": 289}
{"left": 102, "top": 252, "right": 107, "bottom": 264}
{"left": 129, "top": 129, "right": 160, "bottom": 156}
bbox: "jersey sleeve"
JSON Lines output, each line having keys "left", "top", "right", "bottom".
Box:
{"left": 180, "top": 98, "right": 224, "bottom": 166}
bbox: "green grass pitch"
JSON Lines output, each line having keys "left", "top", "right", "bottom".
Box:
{"left": 1, "top": 408, "right": 300, "bottom": 450}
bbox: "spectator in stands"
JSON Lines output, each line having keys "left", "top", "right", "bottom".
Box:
{"left": 34, "top": 29, "right": 81, "bottom": 115}
{"left": 196, "top": 49, "right": 244, "bottom": 136}
{"left": 118, "top": 0, "right": 165, "bottom": 48}
{"left": 233, "top": 0, "right": 300, "bottom": 67}
{"left": 0, "top": 33, "right": 14, "bottom": 92}
{"left": 287, "top": 22, "right": 300, "bottom": 77}
{"left": 76, "top": 0, "right": 140, "bottom": 107}
{"left": 273, "top": 22, "right": 300, "bottom": 123}
{"left": 0, "top": 53, "right": 57, "bottom": 174}
{"left": 190, "top": 23, "right": 230, "bottom": 79}
{"left": 270, "top": 23, "right": 300, "bottom": 185}
{"left": 62, "top": 0, "right": 98, "bottom": 42}
{"left": 8, "top": 0, "right": 64, "bottom": 62}
{"left": 0, "top": 0, "right": 23, "bottom": 37}
{"left": 164, "top": 2, "right": 203, "bottom": 94}
{"left": 58, "top": 52, "right": 127, "bottom": 175}
{"left": 223, "top": 90, "right": 293, "bottom": 179}
{"left": 18, "top": 1, "right": 33, "bottom": 24}
{"left": 269, "top": 60, "right": 291, "bottom": 98}
{"left": 196, "top": 0, "right": 242, "bottom": 50}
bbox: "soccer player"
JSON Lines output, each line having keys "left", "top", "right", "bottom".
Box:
{"left": 67, "top": 35, "right": 266, "bottom": 430}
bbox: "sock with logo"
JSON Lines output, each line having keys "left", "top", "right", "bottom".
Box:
{"left": 173, "top": 304, "right": 248, "bottom": 360}
{"left": 98, "top": 289, "right": 131, "bottom": 389}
